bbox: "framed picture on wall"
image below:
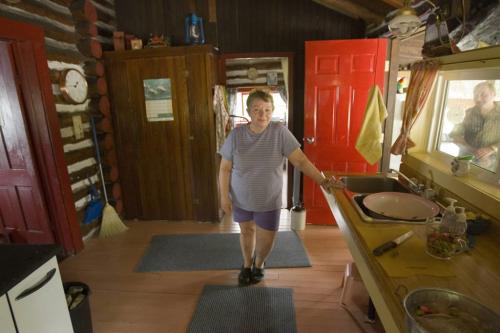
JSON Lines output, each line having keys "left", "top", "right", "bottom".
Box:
{"left": 267, "top": 72, "right": 278, "bottom": 86}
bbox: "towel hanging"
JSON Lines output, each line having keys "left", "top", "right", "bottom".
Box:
{"left": 355, "top": 85, "right": 388, "bottom": 165}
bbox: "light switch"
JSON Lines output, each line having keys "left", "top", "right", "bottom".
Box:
{"left": 72, "top": 115, "right": 84, "bottom": 140}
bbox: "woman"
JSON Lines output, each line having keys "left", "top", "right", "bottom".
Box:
{"left": 219, "top": 89, "right": 341, "bottom": 286}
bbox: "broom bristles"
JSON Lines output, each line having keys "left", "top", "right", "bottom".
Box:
{"left": 99, "top": 203, "right": 128, "bottom": 238}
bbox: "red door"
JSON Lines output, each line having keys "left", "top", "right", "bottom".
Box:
{"left": 304, "top": 39, "right": 387, "bottom": 225}
{"left": 0, "top": 41, "right": 55, "bottom": 243}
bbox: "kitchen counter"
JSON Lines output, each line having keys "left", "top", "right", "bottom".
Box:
{"left": 322, "top": 182, "right": 500, "bottom": 333}
{"left": 0, "top": 244, "right": 61, "bottom": 296}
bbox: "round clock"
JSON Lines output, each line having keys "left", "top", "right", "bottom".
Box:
{"left": 247, "top": 67, "right": 259, "bottom": 80}
{"left": 59, "top": 69, "right": 88, "bottom": 104}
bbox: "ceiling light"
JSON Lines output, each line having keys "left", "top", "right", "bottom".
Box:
{"left": 388, "top": 2, "right": 421, "bottom": 38}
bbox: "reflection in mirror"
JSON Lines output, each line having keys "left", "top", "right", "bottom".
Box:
{"left": 438, "top": 80, "right": 500, "bottom": 173}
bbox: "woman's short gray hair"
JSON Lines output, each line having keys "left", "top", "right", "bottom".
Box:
{"left": 246, "top": 89, "right": 274, "bottom": 110}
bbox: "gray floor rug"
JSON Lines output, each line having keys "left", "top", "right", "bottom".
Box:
{"left": 135, "top": 231, "right": 311, "bottom": 272}
{"left": 187, "top": 285, "right": 296, "bottom": 333}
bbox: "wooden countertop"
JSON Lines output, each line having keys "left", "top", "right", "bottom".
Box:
{"left": 322, "top": 184, "right": 500, "bottom": 333}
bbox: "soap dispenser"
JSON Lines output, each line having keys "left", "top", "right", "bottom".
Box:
{"left": 440, "top": 197, "right": 457, "bottom": 232}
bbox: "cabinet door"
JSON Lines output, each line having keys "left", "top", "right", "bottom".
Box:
{"left": 0, "top": 295, "right": 16, "bottom": 333}
{"left": 185, "top": 51, "right": 219, "bottom": 221}
{"left": 108, "top": 54, "right": 194, "bottom": 220}
{"left": 8, "top": 256, "right": 73, "bottom": 333}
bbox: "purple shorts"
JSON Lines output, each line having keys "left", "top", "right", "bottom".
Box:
{"left": 233, "top": 206, "right": 281, "bottom": 231}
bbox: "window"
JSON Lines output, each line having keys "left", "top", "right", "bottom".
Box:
{"left": 433, "top": 67, "right": 500, "bottom": 181}
{"left": 233, "top": 90, "right": 288, "bottom": 127}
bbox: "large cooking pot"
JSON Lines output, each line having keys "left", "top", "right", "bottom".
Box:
{"left": 403, "top": 288, "right": 500, "bottom": 333}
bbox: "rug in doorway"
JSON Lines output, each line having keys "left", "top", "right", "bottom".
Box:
{"left": 135, "top": 231, "right": 311, "bottom": 272}
{"left": 187, "top": 285, "right": 296, "bottom": 333}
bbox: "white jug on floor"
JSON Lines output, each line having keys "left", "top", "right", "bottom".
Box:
{"left": 291, "top": 206, "right": 306, "bottom": 230}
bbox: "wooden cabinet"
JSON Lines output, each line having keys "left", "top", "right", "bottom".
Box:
{"left": 6, "top": 256, "right": 74, "bottom": 333}
{"left": 104, "top": 46, "right": 219, "bottom": 221}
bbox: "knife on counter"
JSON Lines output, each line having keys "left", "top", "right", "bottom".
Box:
{"left": 372, "top": 230, "right": 414, "bottom": 256}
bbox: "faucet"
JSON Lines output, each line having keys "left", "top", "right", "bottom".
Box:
{"left": 388, "top": 168, "right": 425, "bottom": 194}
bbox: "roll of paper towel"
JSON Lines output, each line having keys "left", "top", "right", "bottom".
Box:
{"left": 291, "top": 206, "right": 306, "bottom": 230}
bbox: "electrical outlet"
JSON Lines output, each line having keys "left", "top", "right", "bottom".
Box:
{"left": 72, "top": 115, "right": 84, "bottom": 140}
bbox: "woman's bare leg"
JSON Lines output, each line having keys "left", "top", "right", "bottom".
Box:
{"left": 239, "top": 221, "right": 256, "bottom": 268}
{"left": 254, "top": 226, "right": 277, "bottom": 268}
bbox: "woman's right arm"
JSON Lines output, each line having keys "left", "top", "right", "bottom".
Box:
{"left": 219, "top": 158, "right": 233, "bottom": 215}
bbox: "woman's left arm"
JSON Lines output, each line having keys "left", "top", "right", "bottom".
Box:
{"left": 287, "top": 148, "right": 343, "bottom": 191}
{"left": 288, "top": 148, "right": 324, "bottom": 184}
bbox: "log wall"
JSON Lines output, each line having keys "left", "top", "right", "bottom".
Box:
{"left": 0, "top": 0, "right": 121, "bottom": 237}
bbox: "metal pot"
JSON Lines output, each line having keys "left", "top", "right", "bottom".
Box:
{"left": 404, "top": 288, "right": 500, "bottom": 333}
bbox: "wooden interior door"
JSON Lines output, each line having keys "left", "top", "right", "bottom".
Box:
{"left": 304, "top": 39, "right": 387, "bottom": 225}
{"left": 107, "top": 50, "right": 193, "bottom": 220}
{"left": 0, "top": 41, "right": 54, "bottom": 243}
{"left": 185, "top": 50, "right": 219, "bottom": 221}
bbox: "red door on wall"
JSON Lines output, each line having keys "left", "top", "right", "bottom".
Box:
{"left": 304, "top": 39, "right": 387, "bottom": 225}
{"left": 0, "top": 41, "right": 55, "bottom": 243}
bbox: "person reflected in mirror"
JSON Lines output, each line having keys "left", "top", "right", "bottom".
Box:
{"left": 450, "top": 81, "right": 500, "bottom": 171}
{"left": 218, "top": 89, "right": 343, "bottom": 286}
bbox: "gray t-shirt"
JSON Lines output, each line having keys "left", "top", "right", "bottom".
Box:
{"left": 219, "top": 122, "right": 301, "bottom": 211}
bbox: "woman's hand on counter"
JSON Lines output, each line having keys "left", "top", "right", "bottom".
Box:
{"left": 320, "top": 176, "right": 345, "bottom": 193}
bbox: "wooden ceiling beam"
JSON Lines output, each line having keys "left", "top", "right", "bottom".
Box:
{"left": 379, "top": 0, "right": 405, "bottom": 8}
{"left": 312, "top": 0, "right": 384, "bottom": 23}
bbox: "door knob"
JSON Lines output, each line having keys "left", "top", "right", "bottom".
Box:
{"left": 304, "top": 137, "right": 315, "bottom": 144}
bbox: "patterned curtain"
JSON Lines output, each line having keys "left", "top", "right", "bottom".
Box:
{"left": 278, "top": 85, "right": 287, "bottom": 105}
{"left": 213, "top": 85, "right": 230, "bottom": 151}
{"left": 227, "top": 88, "right": 238, "bottom": 116}
{"left": 391, "top": 60, "right": 440, "bottom": 155}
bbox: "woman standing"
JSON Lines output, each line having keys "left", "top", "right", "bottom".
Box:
{"left": 219, "top": 89, "right": 341, "bottom": 286}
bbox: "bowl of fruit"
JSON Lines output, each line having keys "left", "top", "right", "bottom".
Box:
{"left": 425, "top": 222, "right": 468, "bottom": 259}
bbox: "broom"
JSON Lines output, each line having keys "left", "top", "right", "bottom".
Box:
{"left": 90, "top": 116, "right": 128, "bottom": 238}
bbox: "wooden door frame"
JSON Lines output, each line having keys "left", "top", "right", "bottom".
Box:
{"left": 0, "top": 17, "right": 83, "bottom": 253}
{"left": 219, "top": 52, "right": 295, "bottom": 208}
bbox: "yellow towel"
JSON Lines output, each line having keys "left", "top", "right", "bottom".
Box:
{"left": 355, "top": 85, "right": 387, "bottom": 165}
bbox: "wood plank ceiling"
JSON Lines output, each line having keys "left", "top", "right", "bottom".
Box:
{"left": 312, "top": 0, "right": 436, "bottom": 36}
{"left": 313, "top": 0, "right": 404, "bottom": 25}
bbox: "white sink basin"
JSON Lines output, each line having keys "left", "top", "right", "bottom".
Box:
{"left": 363, "top": 192, "right": 440, "bottom": 220}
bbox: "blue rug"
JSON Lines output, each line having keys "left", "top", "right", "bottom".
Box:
{"left": 187, "top": 285, "right": 296, "bottom": 333}
{"left": 135, "top": 231, "right": 311, "bottom": 272}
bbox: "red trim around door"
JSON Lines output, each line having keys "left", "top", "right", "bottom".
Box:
{"left": 0, "top": 17, "right": 83, "bottom": 253}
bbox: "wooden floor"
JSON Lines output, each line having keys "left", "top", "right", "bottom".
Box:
{"left": 60, "top": 211, "right": 383, "bottom": 333}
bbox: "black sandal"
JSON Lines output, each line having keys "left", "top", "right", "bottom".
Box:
{"left": 238, "top": 266, "right": 252, "bottom": 286}
{"left": 251, "top": 259, "right": 265, "bottom": 284}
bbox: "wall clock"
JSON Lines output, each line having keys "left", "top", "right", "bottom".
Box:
{"left": 247, "top": 67, "right": 259, "bottom": 80}
{"left": 60, "top": 69, "right": 88, "bottom": 104}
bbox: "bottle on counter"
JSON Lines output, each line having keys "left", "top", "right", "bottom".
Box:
{"left": 455, "top": 206, "right": 468, "bottom": 236}
{"left": 440, "top": 197, "right": 457, "bottom": 232}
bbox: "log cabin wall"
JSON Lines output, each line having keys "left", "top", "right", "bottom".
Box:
{"left": 114, "top": 0, "right": 365, "bottom": 144}
{"left": 0, "top": 0, "right": 121, "bottom": 238}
